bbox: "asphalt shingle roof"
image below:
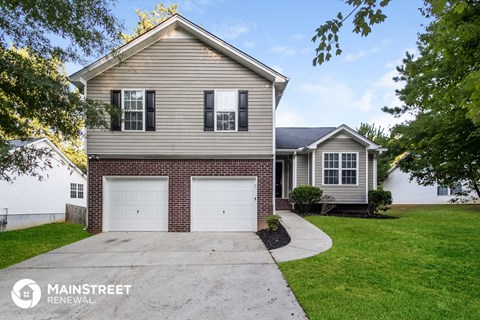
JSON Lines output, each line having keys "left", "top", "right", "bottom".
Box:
{"left": 276, "top": 127, "right": 336, "bottom": 149}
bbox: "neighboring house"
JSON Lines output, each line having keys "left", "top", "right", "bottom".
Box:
{"left": 68, "top": 14, "right": 381, "bottom": 233}
{"left": 275, "top": 125, "right": 385, "bottom": 209}
{"left": 383, "top": 165, "right": 473, "bottom": 204}
{"left": 0, "top": 138, "right": 87, "bottom": 230}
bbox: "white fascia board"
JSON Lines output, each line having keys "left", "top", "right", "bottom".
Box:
{"left": 30, "top": 139, "right": 87, "bottom": 179}
{"left": 69, "top": 15, "right": 288, "bottom": 97}
{"left": 307, "top": 124, "right": 382, "bottom": 150}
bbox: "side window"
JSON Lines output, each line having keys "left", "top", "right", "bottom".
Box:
{"left": 70, "top": 183, "right": 77, "bottom": 198}
{"left": 77, "top": 184, "right": 84, "bottom": 199}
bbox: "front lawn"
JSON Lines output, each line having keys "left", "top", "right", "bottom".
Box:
{"left": 280, "top": 205, "right": 480, "bottom": 320}
{"left": 0, "top": 223, "right": 91, "bottom": 269}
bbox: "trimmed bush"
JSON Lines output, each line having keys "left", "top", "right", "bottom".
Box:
{"left": 368, "top": 188, "right": 393, "bottom": 214}
{"left": 266, "top": 214, "right": 282, "bottom": 232}
{"left": 292, "top": 185, "right": 323, "bottom": 213}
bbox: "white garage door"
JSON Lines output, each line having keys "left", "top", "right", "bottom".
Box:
{"left": 104, "top": 177, "right": 168, "bottom": 232}
{"left": 191, "top": 177, "right": 257, "bottom": 232}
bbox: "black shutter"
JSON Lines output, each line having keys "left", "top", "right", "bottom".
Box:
{"left": 146, "top": 90, "right": 156, "bottom": 131}
{"left": 204, "top": 90, "right": 214, "bottom": 131}
{"left": 111, "top": 90, "right": 121, "bottom": 131}
{"left": 238, "top": 90, "right": 248, "bottom": 131}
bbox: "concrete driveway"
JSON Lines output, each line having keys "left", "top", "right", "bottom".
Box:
{"left": 0, "top": 232, "right": 306, "bottom": 319}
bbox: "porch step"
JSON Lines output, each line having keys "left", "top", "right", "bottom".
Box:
{"left": 275, "top": 198, "right": 291, "bottom": 210}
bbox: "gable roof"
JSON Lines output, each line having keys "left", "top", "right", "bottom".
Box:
{"left": 7, "top": 138, "right": 44, "bottom": 148}
{"left": 306, "top": 124, "right": 382, "bottom": 150}
{"left": 8, "top": 138, "right": 86, "bottom": 178}
{"left": 69, "top": 14, "right": 289, "bottom": 105}
{"left": 276, "top": 127, "right": 336, "bottom": 149}
{"left": 276, "top": 125, "right": 385, "bottom": 151}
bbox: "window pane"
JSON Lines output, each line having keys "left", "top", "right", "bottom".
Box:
{"left": 342, "top": 170, "right": 357, "bottom": 184}
{"left": 216, "top": 112, "right": 236, "bottom": 131}
{"left": 451, "top": 183, "right": 462, "bottom": 195}
{"left": 78, "top": 184, "right": 84, "bottom": 199}
{"left": 123, "top": 90, "right": 144, "bottom": 131}
{"left": 437, "top": 186, "right": 449, "bottom": 196}
{"left": 324, "top": 170, "right": 339, "bottom": 184}
{"left": 70, "top": 183, "right": 77, "bottom": 198}
{"left": 324, "top": 153, "right": 339, "bottom": 169}
{"left": 216, "top": 91, "right": 237, "bottom": 111}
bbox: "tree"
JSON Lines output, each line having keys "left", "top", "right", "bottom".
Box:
{"left": 0, "top": 0, "right": 123, "bottom": 180}
{"left": 356, "top": 123, "right": 404, "bottom": 185}
{"left": 382, "top": 3, "right": 480, "bottom": 198}
{"left": 313, "top": 1, "right": 480, "bottom": 123}
{"left": 121, "top": 3, "right": 178, "bottom": 43}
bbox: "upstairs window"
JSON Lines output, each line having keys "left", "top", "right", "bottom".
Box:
{"left": 123, "top": 90, "right": 145, "bottom": 131}
{"left": 204, "top": 90, "right": 248, "bottom": 132}
{"left": 323, "top": 153, "right": 358, "bottom": 185}
{"left": 215, "top": 90, "right": 237, "bottom": 131}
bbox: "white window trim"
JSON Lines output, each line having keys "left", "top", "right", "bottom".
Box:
{"left": 322, "top": 152, "right": 359, "bottom": 186}
{"left": 121, "top": 89, "right": 146, "bottom": 132}
{"left": 214, "top": 89, "right": 238, "bottom": 132}
{"left": 70, "top": 183, "right": 77, "bottom": 199}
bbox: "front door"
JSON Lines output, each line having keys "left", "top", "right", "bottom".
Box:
{"left": 275, "top": 162, "right": 283, "bottom": 198}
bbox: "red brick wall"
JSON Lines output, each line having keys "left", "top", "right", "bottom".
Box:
{"left": 88, "top": 159, "right": 273, "bottom": 233}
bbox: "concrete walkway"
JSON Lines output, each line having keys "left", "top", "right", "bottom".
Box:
{"left": 270, "top": 211, "right": 333, "bottom": 263}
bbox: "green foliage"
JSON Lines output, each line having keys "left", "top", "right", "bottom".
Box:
{"left": 292, "top": 185, "right": 323, "bottom": 213}
{"left": 368, "top": 188, "right": 392, "bottom": 214}
{"left": 0, "top": 1, "right": 123, "bottom": 179}
{"left": 266, "top": 214, "right": 282, "bottom": 232}
{"left": 280, "top": 205, "right": 480, "bottom": 319}
{"left": 356, "top": 123, "right": 405, "bottom": 185}
{"left": 121, "top": 3, "right": 178, "bottom": 43}
{"left": 381, "top": 1, "right": 480, "bottom": 197}
{"left": 312, "top": 0, "right": 391, "bottom": 66}
{"left": 0, "top": 0, "right": 122, "bottom": 63}
{"left": 0, "top": 223, "right": 91, "bottom": 269}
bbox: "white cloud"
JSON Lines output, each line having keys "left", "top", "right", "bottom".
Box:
{"left": 344, "top": 50, "right": 367, "bottom": 62}
{"left": 244, "top": 41, "right": 256, "bottom": 48}
{"left": 358, "top": 91, "right": 375, "bottom": 112}
{"left": 270, "top": 46, "right": 310, "bottom": 56}
{"left": 293, "top": 33, "right": 305, "bottom": 41}
{"left": 181, "top": 0, "right": 221, "bottom": 13}
{"left": 211, "top": 22, "right": 252, "bottom": 40}
{"left": 276, "top": 108, "right": 310, "bottom": 127}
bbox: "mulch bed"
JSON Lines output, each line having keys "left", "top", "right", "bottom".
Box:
{"left": 256, "top": 223, "right": 291, "bottom": 250}
{"left": 296, "top": 210, "right": 397, "bottom": 219}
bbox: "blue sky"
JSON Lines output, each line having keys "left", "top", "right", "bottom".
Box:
{"left": 69, "top": 0, "right": 427, "bottom": 130}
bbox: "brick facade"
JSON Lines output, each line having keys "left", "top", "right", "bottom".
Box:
{"left": 88, "top": 159, "right": 273, "bottom": 233}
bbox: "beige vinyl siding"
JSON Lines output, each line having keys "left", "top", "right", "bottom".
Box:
{"left": 368, "top": 154, "right": 374, "bottom": 190}
{"left": 314, "top": 134, "right": 367, "bottom": 203}
{"left": 86, "top": 34, "right": 273, "bottom": 157}
{"left": 296, "top": 154, "right": 309, "bottom": 186}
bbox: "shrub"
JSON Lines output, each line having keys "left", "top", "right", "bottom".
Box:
{"left": 320, "top": 194, "right": 336, "bottom": 215}
{"left": 368, "top": 188, "right": 393, "bottom": 214}
{"left": 266, "top": 214, "right": 282, "bottom": 232}
{"left": 292, "top": 185, "right": 323, "bottom": 213}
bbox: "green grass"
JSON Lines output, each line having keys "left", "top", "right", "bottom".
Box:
{"left": 0, "top": 222, "right": 91, "bottom": 269}
{"left": 280, "top": 205, "right": 480, "bottom": 320}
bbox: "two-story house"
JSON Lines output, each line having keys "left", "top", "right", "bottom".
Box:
{"left": 70, "top": 14, "right": 382, "bottom": 233}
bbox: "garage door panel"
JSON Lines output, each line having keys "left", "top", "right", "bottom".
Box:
{"left": 191, "top": 177, "right": 257, "bottom": 232}
{"left": 104, "top": 177, "right": 168, "bottom": 232}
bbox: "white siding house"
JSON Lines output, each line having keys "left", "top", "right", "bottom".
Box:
{"left": 0, "top": 138, "right": 87, "bottom": 230}
{"left": 383, "top": 166, "right": 474, "bottom": 204}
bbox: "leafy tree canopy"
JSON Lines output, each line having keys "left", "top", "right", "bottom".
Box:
{"left": 0, "top": 0, "right": 123, "bottom": 180}
{"left": 121, "top": 3, "right": 178, "bottom": 43}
